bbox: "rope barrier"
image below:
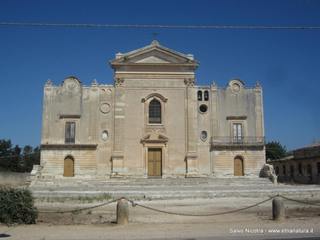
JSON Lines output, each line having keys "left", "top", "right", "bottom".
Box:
{"left": 278, "top": 194, "right": 320, "bottom": 207}
{"left": 38, "top": 194, "right": 320, "bottom": 216}
{"left": 127, "top": 197, "right": 274, "bottom": 217}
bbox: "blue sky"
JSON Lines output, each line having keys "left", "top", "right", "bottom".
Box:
{"left": 0, "top": 0, "right": 319, "bottom": 150}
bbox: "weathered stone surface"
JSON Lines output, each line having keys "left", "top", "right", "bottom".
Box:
{"left": 272, "top": 197, "right": 285, "bottom": 221}
{"left": 38, "top": 41, "right": 265, "bottom": 180}
{"left": 117, "top": 198, "right": 129, "bottom": 225}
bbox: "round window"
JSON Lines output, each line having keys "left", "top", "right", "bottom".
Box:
{"left": 101, "top": 130, "right": 109, "bottom": 141}
{"left": 200, "top": 131, "right": 208, "bottom": 141}
{"left": 199, "top": 104, "right": 208, "bottom": 113}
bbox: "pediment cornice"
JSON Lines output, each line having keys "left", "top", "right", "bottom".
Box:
{"left": 110, "top": 41, "right": 198, "bottom": 69}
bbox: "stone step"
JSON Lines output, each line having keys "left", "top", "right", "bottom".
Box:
{"left": 31, "top": 187, "right": 320, "bottom": 200}
{"left": 29, "top": 176, "right": 320, "bottom": 200}
{"left": 31, "top": 177, "right": 273, "bottom": 187}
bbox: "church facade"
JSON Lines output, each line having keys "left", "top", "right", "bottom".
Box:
{"left": 39, "top": 41, "right": 265, "bottom": 179}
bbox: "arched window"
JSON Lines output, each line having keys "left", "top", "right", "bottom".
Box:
{"left": 149, "top": 99, "right": 161, "bottom": 124}
{"left": 197, "top": 91, "right": 203, "bottom": 101}
{"left": 204, "top": 90, "right": 209, "bottom": 101}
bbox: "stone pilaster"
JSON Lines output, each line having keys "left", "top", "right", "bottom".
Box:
{"left": 254, "top": 82, "right": 264, "bottom": 142}
{"left": 185, "top": 82, "right": 199, "bottom": 177}
{"left": 112, "top": 79, "right": 126, "bottom": 176}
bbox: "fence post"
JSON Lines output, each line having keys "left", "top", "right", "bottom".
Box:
{"left": 117, "top": 198, "right": 129, "bottom": 225}
{"left": 272, "top": 197, "right": 285, "bottom": 221}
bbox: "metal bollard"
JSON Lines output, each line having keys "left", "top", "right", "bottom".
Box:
{"left": 272, "top": 197, "right": 285, "bottom": 221}
{"left": 117, "top": 198, "right": 129, "bottom": 225}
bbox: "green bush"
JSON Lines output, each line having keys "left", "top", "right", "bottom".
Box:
{"left": 0, "top": 187, "right": 38, "bottom": 224}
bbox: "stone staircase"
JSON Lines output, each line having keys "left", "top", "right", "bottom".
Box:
{"left": 29, "top": 177, "right": 320, "bottom": 200}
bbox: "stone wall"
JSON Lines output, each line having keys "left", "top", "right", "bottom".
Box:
{"left": 0, "top": 172, "right": 30, "bottom": 186}
{"left": 40, "top": 149, "right": 97, "bottom": 178}
{"left": 213, "top": 149, "right": 265, "bottom": 176}
{"left": 270, "top": 145, "right": 320, "bottom": 184}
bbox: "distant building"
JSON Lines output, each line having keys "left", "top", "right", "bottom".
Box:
{"left": 39, "top": 41, "right": 265, "bottom": 179}
{"left": 269, "top": 144, "right": 320, "bottom": 184}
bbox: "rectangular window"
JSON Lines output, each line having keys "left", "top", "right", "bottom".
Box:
{"left": 65, "top": 122, "right": 75, "bottom": 144}
{"left": 233, "top": 123, "right": 243, "bottom": 143}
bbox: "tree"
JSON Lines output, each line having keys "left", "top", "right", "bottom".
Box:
{"left": 0, "top": 139, "right": 13, "bottom": 171}
{"left": 0, "top": 139, "right": 40, "bottom": 172}
{"left": 266, "top": 141, "right": 287, "bottom": 160}
{"left": 21, "top": 146, "right": 40, "bottom": 172}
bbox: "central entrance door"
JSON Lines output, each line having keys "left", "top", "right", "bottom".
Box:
{"left": 148, "top": 148, "right": 162, "bottom": 177}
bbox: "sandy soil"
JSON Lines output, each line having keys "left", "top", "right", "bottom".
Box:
{"left": 1, "top": 218, "right": 319, "bottom": 240}
{"left": 1, "top": 197, "right": 319, "bottom": 240}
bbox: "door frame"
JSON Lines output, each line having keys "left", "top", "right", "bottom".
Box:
{"left": 143, "top": 144, "right": 167, "bottom": 178}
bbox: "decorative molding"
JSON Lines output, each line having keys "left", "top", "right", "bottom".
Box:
{"left": 186, "top": 152, "right": 198, "bottom": 159}
{"left": 184, "top": 78, "right": 194, "bottom": 87}
{"left": 59, "top": 114, "right": 81, "bottom": 119}
{"left": 228, "top": 79, "right": 244, "bottom": 94}
{"left": 41, "top": 144, "right": 97, "bottom": 150}
{"left": 226, "top": 116, "right": 247, "bottom": 120}
{"left": 255, "top": 81, "right": 261, "bottom": 89}
{"left": 140, "top": 133, "right": 168, "bottom": 144}
{"left": 141, "top": 93, "right": 168, "bottom": 103}
{"left": 115, "top": 78, "right": 125, "bottom": 87}
{"left": 100, "top": 102, "right": 111, "bottom": 114}
{"left": 45, "top": 79, "right": 53, "bottom": 87}
{"left": 91, "top": 79, "right": 98, "bottom": 86}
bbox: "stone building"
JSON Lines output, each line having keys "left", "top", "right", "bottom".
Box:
{"left": 270, "top": 144, "right": 320, "bottom": 184}
{"left": 39, "top": 41, "right": 265, "bottom": 179}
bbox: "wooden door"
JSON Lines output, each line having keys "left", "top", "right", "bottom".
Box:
{"left": 234, "top": 157, "right": 244, "bottom": 176}
{"left": 148, "top": 148, "right": 162, "bottom": 177}
{"left": 64, "top": 157, "right": 74, "bottom": 177}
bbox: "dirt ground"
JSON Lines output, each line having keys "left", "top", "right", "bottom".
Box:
{"left": 1, "top": 197, "right": 320, "bottom": 239}
{"left": 1, "top": 217, "right": 319, "bottom": 240}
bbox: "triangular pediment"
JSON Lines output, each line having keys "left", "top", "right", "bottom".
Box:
{"left": 135, "top": 55, "right": 170, "bottom": 64}
{"left": 110, "top": 40, "right": 198, "bottom": 67}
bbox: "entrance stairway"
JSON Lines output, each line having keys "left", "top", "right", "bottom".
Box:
{"left": 29, "top": 177, "right": 320, "bottom": 200}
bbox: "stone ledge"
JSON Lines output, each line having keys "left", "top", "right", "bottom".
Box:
{"left": 41, "top": 144, "right": 98, "bottom": 150}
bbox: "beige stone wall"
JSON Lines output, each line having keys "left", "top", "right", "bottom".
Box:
{"left": 39, "top": 41, "right": 266, "bottom": 179}
{"left": 115, "top": 82, "right": 188, "bottom": 177}
{"left": 40, "top": 149, "right": 97, "bottom": 178}
{"left": 213, "top": 150, "right": 265, "bottom": 176}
